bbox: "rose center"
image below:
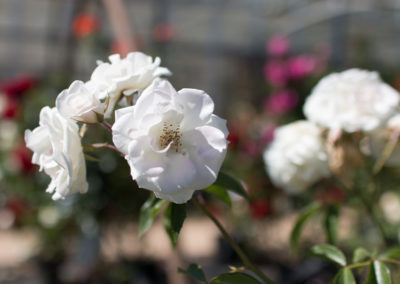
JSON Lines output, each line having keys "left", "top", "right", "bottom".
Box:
{"left": 159, "top": 122, "right": 182, "bottom": 152}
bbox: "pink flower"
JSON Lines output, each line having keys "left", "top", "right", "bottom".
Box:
{"left": 266, "top": 36, "right": 289, "bottom": 57}
{"left": 263, "top": 60, "right": 288, "bottom": 87}
{"left": 263, "top": 89, "right": 299, "bottom": 115}
{"left": 243, "top": 140, "right": 261, "bottom": 157}
{"left": 287, "top": 55, "right": 317, "bottom": 79}
{"left": 261, "top": 124, "right": 275, "bottom": 144}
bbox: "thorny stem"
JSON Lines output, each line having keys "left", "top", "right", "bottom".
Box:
{"left": 193, "top": 197, "right": 275, "bottom": 284}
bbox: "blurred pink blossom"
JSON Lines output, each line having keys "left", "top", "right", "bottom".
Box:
{"left": 263, "top": 60, "right": 288, "bottom": 86}
{"left": 243, "top": 140, "right": 261, "bottom": 157}
{"left": 263, "top": 89, "right": 299, "bottom": 115}
{"left": 267, "top": 36, "right": 289, "bottom": 57}
{"left": 287, "top": 55, "right": 317, "bottom": 79}
{"left": 261, "top": 124, "right": 275, "bottom": 144}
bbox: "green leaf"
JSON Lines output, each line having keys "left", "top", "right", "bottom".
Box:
{"left": 290, "top": 202, "right": 321, "bottom": 251}
{"left": 211, "top": 272, "right": 261, "bottom": 284}
{"left": 379, "top": 247, "right": 400, "bottom": 259}
{"left": 335, "top": 269, "right": 356, "bottom": 284}
{"left": 353, "top": 247, "right": 371, "bottom": 264}
{"left": 164, "top": 203, "right": 187, "bottom": 247}
{"left": 374, "top": 261, "right": 392, "bottom": 284}
{"left": 138, "top": 196, "right": 166, "bottom": 237}
{"left": 311, "top": 244, "right": 347, "bottom": 266}
{"left": 367, "top": 261, "right": 392, "bottom": 284}
{"left": 205, "top": 185, "right": 232, "bottom": 207}
{"left": 178, "top": 263, "right": 207, "bottom": 282}
{"left": 324, "top": 204, "right": 339, "bottom": 245}
{"left": 366, "top": 262, "right": 375, "bottom": 284}
{"left": 214, "top": 172, "right": 249, "bottom": 201}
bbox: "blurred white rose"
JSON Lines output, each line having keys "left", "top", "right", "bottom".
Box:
{"left": 263, "top": 120, "right": 330, "bottom": 194}
{"left": 38, "top": 205, "right": 61, "bottom": 228}
{"left": 90, "top": 52, "right": 171, "bottom": 116}
{"left": 56, "top": 80, "right": 104, "bottom": 123}
{"left": 25, "top": 107, "right": 88, "bottom": 200}
{"left": 112, "top": 79, "right": 228, "bottom": 203}
{"left": 379, "top": 191, "right": 400, "bottom": 224}
{"left": 0, "top": 120, "right": 18, "bottom": 151}
{"left": 0, "top": 93, "right": 6, "bottom": 116}
{"left": 304, "top": 69, "right": 400, "bottom": 132}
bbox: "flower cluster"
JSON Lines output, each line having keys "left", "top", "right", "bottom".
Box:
{"left": 264, "top": 68, "right": 400, "bottom": 193}
{"left": 25, "top": 52, "right": 229, "bottom": 203}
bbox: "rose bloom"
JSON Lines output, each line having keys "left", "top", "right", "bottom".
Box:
{"left": 263, "top": 89, "right": 298, "bottom": 115}
{"left": 263, "top": 60, "right": 288, "bottom": 87}
{"left": 304, "top": 69, "right": 400, "bottom": 132}
{"left": 287, "top": 55, "right": 316, "bottom": 79}
{"left": 263, "top": 120, "right": 330, "bottom": 194}
{"left": 112, "top": 79, "right": 229, "bottom": 203}
{"left": 90, "top": 52, "right": 171, "bottom": 116}
{"left": 72, "top": 12, "right": 99, "bottom": 38}
{"left": 0, "top": 120, "right": 18, "bottom": 151}
{"left": 25, "top": 107, "right": 88, "bottom": 200}
{"left": 56, "top": 80, "right": 104, "bottom": 123}
{"left": 266, "top": 36, "right": 289, "bottom": 57}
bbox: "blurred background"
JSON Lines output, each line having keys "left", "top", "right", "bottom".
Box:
{"left": 2, "top": 0, "right": 400, "bottom": 283}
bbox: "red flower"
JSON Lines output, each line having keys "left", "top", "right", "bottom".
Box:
{"left": 3, "top": 99, "right": 19, "bottom": 119}
{"left": 153, "top": 23, "right": 175, "bottom": 42}
{"left": 72, "top": 13, "right": 99, "bottom": 38}
{"left": 0, "top": 75, "right": 35, "bottom": 98}
{"left": 250, "top": 198, "right": 271, "bottom": 219}
{"left": 11, "top": 144, "right": 34, "bottom": 174}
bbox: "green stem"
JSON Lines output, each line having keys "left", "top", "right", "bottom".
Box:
{"left": 378, "top": 258, "right": 400, "bottom": 265}
{"left": 352, "top": 184, "right": 390, "bottom": 246}
{"left": 345, "top": 260, "right": 371, "bottom": 270}
{"left": 193, "top": 197, "right": 275, "bottom": 284}
{"left": 335, "top": 177, "right": 390, "bottom": 246}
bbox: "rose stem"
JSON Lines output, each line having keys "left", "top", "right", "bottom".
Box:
{"left": 92, "top": 143, "right": 124, "bottom": 156}
{"left": 193, "top": 197, "right": 275, "bottom": 284}
{"left": 101, "top": 121, "right": 113, "bottom": 131}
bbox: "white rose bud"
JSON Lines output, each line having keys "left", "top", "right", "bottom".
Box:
{"left": 304, "top": 69, "right": 400, "bottom": 132}
{"left": 90, "top": 52, "right": 171, "bottom": 117}
{"left": 112, "top": 79, "right": 228, "bottom": 203}
{"left": 56, "top": 80, "right": 104, "bottom": 123}
{"left": 25, "top": 106, "right": 88, "bottom": 200}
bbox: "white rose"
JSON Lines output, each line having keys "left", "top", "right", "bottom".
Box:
{"left": 0, "top": 93, "right": 6, "bottom": 117}
{"left": 112, "top": 79, "right": 228, "bottom": 203}
{"left": 56, "top": 80, "right": 104, "bottom": 123}
{"left": 379, "top": 191, "right": 400, "bottom": 224}
{"left": 0, "top": 120, "right": 18, "bottom": 151}
{"left": 304, "top": 69, "right": 400, "bottom": 132}
{"left": 25, "top": 107, "right": 88, "bottom": 200}
{"left": 90, "top": 52, "right": 171, "bottom": 116}
{"left": 263, "top": 120, "right": 330, "bottom": 194}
